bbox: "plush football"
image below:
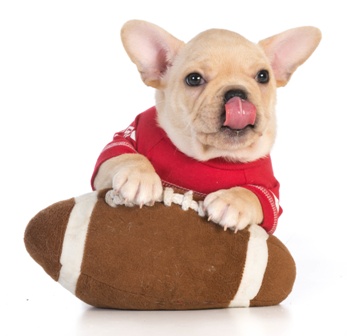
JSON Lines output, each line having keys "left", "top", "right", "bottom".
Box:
{"left": 24, "top": 188, "right": 295, "bottom": 309}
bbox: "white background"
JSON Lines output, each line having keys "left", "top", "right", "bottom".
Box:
{"left": 1, "top": 1, "right": 346, "bottom": 335}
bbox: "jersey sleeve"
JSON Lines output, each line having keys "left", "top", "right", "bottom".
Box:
{"left": 90, "top": 122, "right": 138, "bottom": 189}
{"left": 243, "top": 183, "right": 282, "bottom": 234}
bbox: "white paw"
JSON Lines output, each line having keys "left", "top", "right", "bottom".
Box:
{"left": 203, "top": 188, "right": 263, "bottom": 232}
{"left": 112, "top": 167, "right": 163, "bottom": 207}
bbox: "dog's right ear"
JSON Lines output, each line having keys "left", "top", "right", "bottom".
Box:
{"left": 121, "top": 20, "right": 184, "bottom": 89}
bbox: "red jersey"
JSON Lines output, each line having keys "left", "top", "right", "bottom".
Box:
{"left": 91, "top": 107, "right": 282, "bottom": 234}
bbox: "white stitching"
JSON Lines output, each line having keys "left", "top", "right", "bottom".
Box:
{"left": 105, "top": 187, "right": 206, "bottom": 217}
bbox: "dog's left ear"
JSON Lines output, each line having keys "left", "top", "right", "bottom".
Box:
{"left": 259, "top": 27, "right": 322, "bottom": 87}
{"left": 121, "top": 20, "right": 185, "bottom": 89}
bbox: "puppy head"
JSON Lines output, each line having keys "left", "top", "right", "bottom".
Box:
{"left": 121, "top": 20, "right": 321, "bottom": 162}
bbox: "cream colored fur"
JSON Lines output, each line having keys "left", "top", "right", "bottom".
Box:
{"left": 94, "top": 20, "right": 321, "bottom": 231}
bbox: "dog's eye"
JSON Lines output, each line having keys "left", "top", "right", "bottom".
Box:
{"left": 185, "top": 73, "right": 205, "bottom": 86}
{"left": 256, "top": 70, "right": 270, "bottom": 84}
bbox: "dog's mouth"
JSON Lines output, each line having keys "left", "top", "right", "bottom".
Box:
{"left": 221, "top": 90, "right": 256, "bottom": 132}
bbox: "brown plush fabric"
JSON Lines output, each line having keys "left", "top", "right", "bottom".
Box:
{"left": 250, "top": 236, "right": 296, "bottom": 306}
{"left": 24, "top": 198, "right": 75, "bottom": 281}
{"left": 78, "top": 191, "right": 248, "bottom": 309}
{"left": 24, "top": 189, "right": 296, "bottom": 309}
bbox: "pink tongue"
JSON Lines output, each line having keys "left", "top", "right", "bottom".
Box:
{"left": 224, "top": 97, "right": 256, "bottom": 130}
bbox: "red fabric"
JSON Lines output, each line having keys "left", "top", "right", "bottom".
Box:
{"left": 91, "top": 107, "right": 282, "bottom": 233}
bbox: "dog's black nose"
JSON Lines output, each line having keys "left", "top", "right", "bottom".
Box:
{"left": 224, "top": 89, "right": 247, "bottom": 103}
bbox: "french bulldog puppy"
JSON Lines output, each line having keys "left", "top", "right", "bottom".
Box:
{"left": 92, "top": 20, "right": 321, "bottom": 233}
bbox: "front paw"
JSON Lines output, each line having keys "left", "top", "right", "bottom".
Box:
{"left": 203, "top": 187, "right": 263, "bottom": 232}
{"left": 112, "top": 167, "right": 163, "bottom": 207}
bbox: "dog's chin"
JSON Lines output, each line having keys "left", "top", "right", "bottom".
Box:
{"left": 200, "top": 122, "right": 259, "bottom": 148}
{"left": 220, "top": 124, "right": 255, "bottom": 138}
{"left": 193, "top": 124, "right": 268, "bottom": 162}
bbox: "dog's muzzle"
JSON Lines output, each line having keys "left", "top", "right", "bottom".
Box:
{"left": 223, "top": 90, "right": 256, "bottom": 130}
